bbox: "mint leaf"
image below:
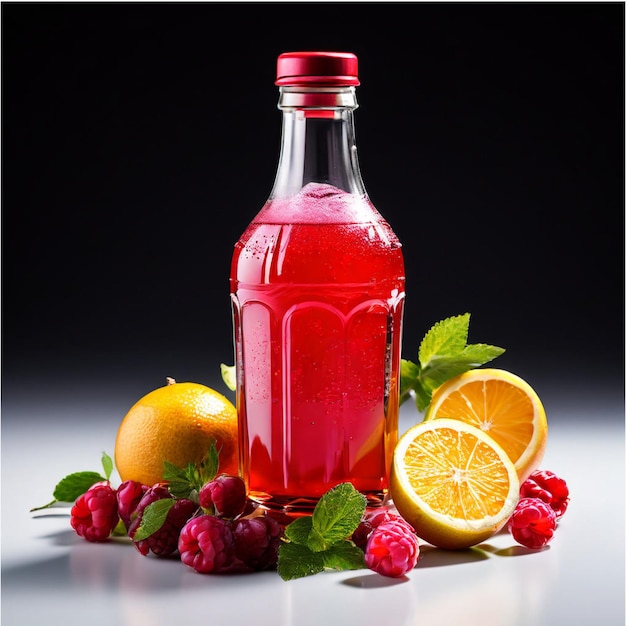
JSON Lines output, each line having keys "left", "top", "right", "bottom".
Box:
{"left": 30, "top": 470, "right": 106, "bottom": 511}
{"left": 101, "top": 451, "right": 113, "bottom": 481}
{"left": 163, "top": 442, "right": 221, "bottom": 500}
{"left": 399, "top": 358, "right": 421, "bottom": 406}
{"left": 412, "top": 378, "right": 434, "bottom": 413}
{"left": 462, "top": 343, "right": 506, "bottom": 364}
{"left": 220, "top": 363, "right": 236, "bottom": 392}
{"left": 198, "top": 442, "right": 220, "bottom": 482}
{"left": 322, "top": 541, "right": 366, "bottom": 571}
{"left": 277, "top": 542, "right": 326, "bottom": 580}
{"left": 418, "top": 313, "right": 470, "bottom": 367}
{"left": 132, "top": 498, "right": 175, "bottom": 541}
{"left": 277, "top": 540, "right": 365, "bottom": 581}
{"left": 277, "top": 482, "right": 369, "bottom": 580}
{"left": 284, "top": 515, "right": 314, "bottom": 546}
{"left": 308, "top": 483, "right": 366, "bottom": 551}
{"left": 401, "top": 313, "right": 505, "bottom": 412}
{"left": 53, "top": 471, "right": 105, "bottom": 501}
{"left": 421, "top": 345, "right": 505, "bottom": 389}
{"left": 163, "top": 461, "right": 196, "bottom": 499}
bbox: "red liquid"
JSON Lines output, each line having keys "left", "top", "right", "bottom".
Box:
{"left": 230, "top": 184, "right": 405, "bottom": 512}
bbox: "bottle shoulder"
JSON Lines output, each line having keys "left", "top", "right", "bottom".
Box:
{"left": 232, "top": 222, "right": 404, "bottom": 286}
{"left": 254, "top": 182, "right": 383, "bottom": 226}
{"left": 231, "top": 183, "right": 404, "bottom": 285}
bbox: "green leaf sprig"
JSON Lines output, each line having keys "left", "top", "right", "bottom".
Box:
{"left": 400, "top": 313, "right": 505, "bottom": 412}
{"left": 131, "top": 498, "right": 177, "bottom": 541}
{"left": 277, "top": 482, "right": 367, "bottom": 581}
{"left": 163, "top": 441, "right": 220, "bottom": 500}
{"left": 129, "top": 443, "right": 221, "bottom": 541}
{"left": 30, "top": 451, "right": 114, "bottom": 512}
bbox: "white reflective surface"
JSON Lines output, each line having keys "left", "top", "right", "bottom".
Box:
{"left": 2, "top": 381, "right": 624, "bottom": 626}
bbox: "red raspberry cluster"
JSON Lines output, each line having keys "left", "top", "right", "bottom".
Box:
{"left": 352, "top": 509, "right": 420, "bottom": 578}
{"left": 179, "top": 474, "right": 283, "bottom": 573}
{"left": 70, "top": 474, "right": 283, "bottom": 573}
{"left": 70, "top": 481, "right": 119, "bottom": 542}
{"left": 68, "top": 467, "right": 570, "bottom": 577}
{"left": 508, "top": 469, "right": 570, "bottom": 549}
{"left": 128, "top": 484, "right": 198, "bottom": 557}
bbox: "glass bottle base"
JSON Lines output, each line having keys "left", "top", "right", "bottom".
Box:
{"left": 248, "top": 489, "right": 389, "bottom": 524}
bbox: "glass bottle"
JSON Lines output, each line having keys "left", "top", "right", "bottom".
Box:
{"left": 230, "top": 52, "right": 405, "bottom": 515}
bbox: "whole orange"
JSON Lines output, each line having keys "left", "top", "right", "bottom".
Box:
{"left": 114, "top": 377, "right": 239, "bottom": 486}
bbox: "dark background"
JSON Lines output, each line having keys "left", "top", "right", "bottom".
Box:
{"left": 2, "top": 2, "right": 624, "bottom": 404}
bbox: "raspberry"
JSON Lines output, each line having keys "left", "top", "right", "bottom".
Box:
{"left": 70, "top": 482, "right": 119, "bottom": 542}
{"left": 128, "top": 484, "right": 197, "bottom": 557}
{"left": 198, "top": 474, "right": 247, "bottom": 518}
{"left": 508, "top": 497, "right": 558, "bottom": 549}
{"left": 116, "top": 480, "right": 149, "bottom": 531}
{"left": 178, "top": 514, "right": 235, "bottom": 573}
{"left": 232, "top": 515, "right": 283, "bottom": 570}
{"left": 365, "top": 519, "right": 420, "bottom": 577}
{"left": 352, "top": 509, "right": 415, "bottom": 551}
{"left": 520, "top": 469, "right": 570, "bottom": 518}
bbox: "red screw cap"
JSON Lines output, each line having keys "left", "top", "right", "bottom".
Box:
{"left": 276, "top": 52, "right": 360, "bottom": 87}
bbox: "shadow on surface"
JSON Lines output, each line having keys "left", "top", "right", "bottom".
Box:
{"left": 1, "top": 534, "right": 182, "bottom": 592}
{"left": 479, "top": 543, "right": 551, "bottom": 557}
{"left": 415, "top": 541, "right": 549, "bottom": 567}
{"left": 43, "top": 527, "right": 81, "bottom": 547}
{"left": 416, "top": 544, "right": 491, "bottom": 568}
{"left": 342, "top": 572, "right": 410, "bottom": 588}
{"left": 1, "top": 554, "right": 73, "bottom": 589}
{"left": 3, "top": 526, "right": 276, "bottom": 595}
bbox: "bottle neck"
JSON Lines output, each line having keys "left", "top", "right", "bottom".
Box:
{"left": 270, "top": 86, "right": 367, "bottom": 198}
